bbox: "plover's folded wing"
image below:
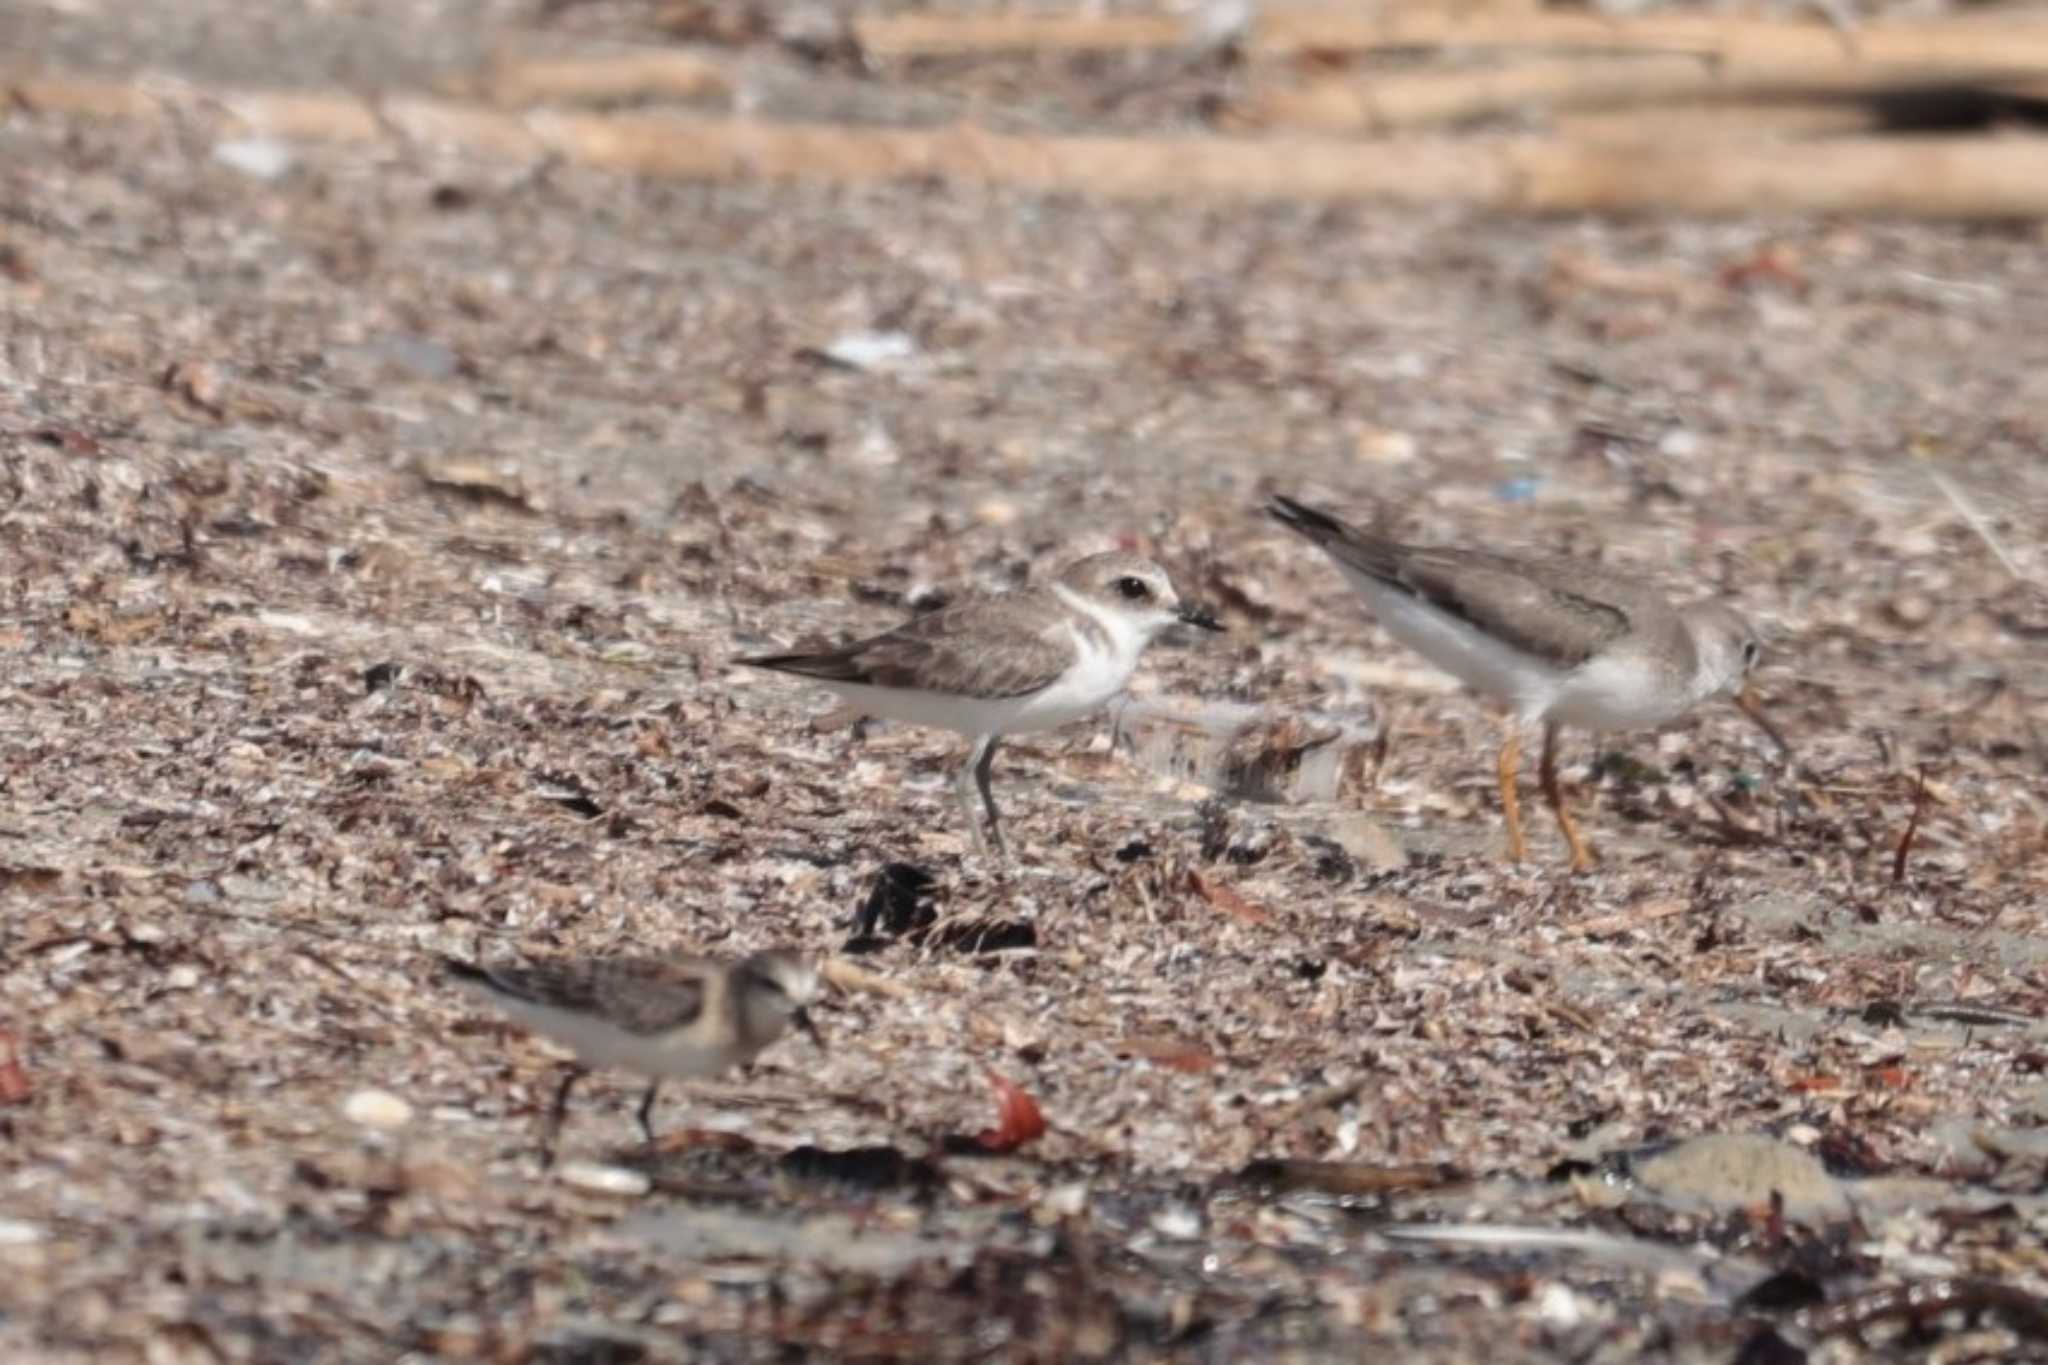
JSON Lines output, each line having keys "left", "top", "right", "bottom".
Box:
{"left": 1271, "top": 495, "right": 1636, "bottom": 669}
{"left": 1386, "top": 550, "right": 1638, "bottom": 671}
{"left": 740, "top": 597, "right": 1072, "bottom": 699}
{"left": 1268, "top": 496, "right": 1407, "bottom": 583}
{"left": 446, "top": 956, "right": 710, "bottom": 1036}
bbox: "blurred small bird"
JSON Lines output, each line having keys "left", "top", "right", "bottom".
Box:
{"left": 1270, "top": 495, "right": 1788, "bottom": 871}
{"left": 445, "top": 948, "right": 823, "bottom": 1160}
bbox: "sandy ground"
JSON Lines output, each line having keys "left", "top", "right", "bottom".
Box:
{"left": 5, "top": 1, "right": 2048, "bottom": 1361}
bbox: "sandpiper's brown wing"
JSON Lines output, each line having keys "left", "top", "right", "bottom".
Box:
{"left": 738, "top": 592, "right": 1074, "bottom": 699}
{"left": 446, "top": 956, "right": 711, "bottom": 1036}
{"left": 1387, "top": 549, "right": 1654, "bottom": 669}
{"left": 1270, "top": 495, "right": 1649, "bottom": 669}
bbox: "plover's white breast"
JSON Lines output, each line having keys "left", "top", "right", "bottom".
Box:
{"left": 999, "top": 615, "right": 1135, "bottom": 733}
{"left": 1545, "top": 650, "right": 1694, "bottom": 731}
{"left": 1367, "top": 582, "right": 1694, "bottom": 733}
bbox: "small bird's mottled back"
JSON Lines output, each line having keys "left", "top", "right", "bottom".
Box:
{"left": 443, "top": 947, "right": 826, "bottom": 1159}
{"left": 446, "top": 955, "right": 710, "bottom": 1037}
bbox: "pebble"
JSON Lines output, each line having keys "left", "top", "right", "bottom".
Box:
{"left": 1039, "top": 1181, "right": 1090, "bottom": 1219}
{"left": 1329, "top": 814, "right": 1407, "bottom": 873}
{"left": 1923, "top": 1119, "right": 1998, "bottom": 1177}
{"left": 1535, "top": 1281, "right": 1586, "bottom": 1327}
{"left": 369, "top": 333, "right": 460, "bottom": 382}
{"left": 343, "top": 1089, "right": 414, "bottom": 1131}
{"left": 1354, "top": 428, "right": 1417, "bottom": 465}
{"left": 599, "top": 640, "right": 655, "bottom": 665}
{"left": 1657, "top": 427, "right": 1701, "bottom": 460}
{"left": 1885, "top": 591, "right": 1936, "bottom": 630}
{"left": 217, "top": 874, "right": 283, "bottom": 904}
{"left": 1633, "top": 1133, "right": 1850, "bottom": 1226}
{"left": 975, "top": 498, "right": 1019, "bottom": 526}
{"left": 212, "top": 136, "right": 294, "bottom": 180}
{"left": 555, "top": 1161, "right": 652, "bottom": 1197}
{"left": 845, "top": 422, "right": 900, "bottom": 470}
{"left": 1149, "top": 1204, "right": 1204, "bottom": 1240}
{"left": 1960, "top": 1124, "right": 2048, "bottom": 1162}
{"left": 819, "top": 329, "right": 917, "bottom": 372}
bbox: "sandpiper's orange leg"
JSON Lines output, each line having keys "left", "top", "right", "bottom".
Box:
{"left": 1496, "top": 722, "right": 1525, "bottom": 864}
{"left": 1541, "top": 721, "right": 1596, "bottom": 874}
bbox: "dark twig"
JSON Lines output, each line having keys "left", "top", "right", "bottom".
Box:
{"left": 1892, "top": 763, "right": 1929, "bottom": 885}
{"left": 1799, "top": 1278, "right": 2048, "bottom": 1342}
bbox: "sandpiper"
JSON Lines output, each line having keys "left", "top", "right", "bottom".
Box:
{"left": 445, "top": 948, "right": 823, "bottom": 1158}
{"left": 1268, "top": 495, "right": 1787, "bottom": 872}
{"left": 739, "top": 551, "right": 1223, "bottom": 857}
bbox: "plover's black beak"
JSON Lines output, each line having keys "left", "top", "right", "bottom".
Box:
{"left": 1177, "top": 603, "right": 1224, "bottom": 632}
{"left": 792, "top": 1006, "right": 826, "bottom": 1052}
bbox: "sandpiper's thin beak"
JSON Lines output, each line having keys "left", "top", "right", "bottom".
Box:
{"left": 1177, "top": 603, "right": 1224, "bottom": 632}
{"left": 1732, "top": 685, "right": 1794, "bottom": 763}
{"left": 792, "top": 1006, "right": 826, "bottom": 1052}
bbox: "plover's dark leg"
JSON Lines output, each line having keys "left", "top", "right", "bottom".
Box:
{"left": 955, "top": 743, "right": 989, "bottom": 853}
{"left": 636, "top": 1082, "right": 662, "bottom": 1145}
{"left": 956, "top": 734, "right": 1005, "bottom": 856}
{"left": 1540, "top": 720, "right": 1595, "bottom": 873}
{"left": 1496, "top": 721, "right": 1526, "bottom": 864}
{"left": 543, "top": 1063, "right": 585, "bottom": 1168}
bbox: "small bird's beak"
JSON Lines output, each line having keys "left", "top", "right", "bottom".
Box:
{"left": 1176, "top": 603, "right": 1224, "bottom": 632}
{"left": 792, "top": 1006, "right": 826, "bottom": 1052}
{"left": 1732, "top": 685, "right": 1794, "bottom": 763}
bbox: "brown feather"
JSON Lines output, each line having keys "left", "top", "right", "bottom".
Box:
{"left": 448, "top": 957, "right": 711, "bottom": 1037}
{"left": 739, "top": 594, "right": 1075, "bottom": 699}
{"left": 1270, "top": 495, "right": 1649, "bottom": 670}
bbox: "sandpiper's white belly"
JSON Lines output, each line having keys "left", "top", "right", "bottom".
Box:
{"left": 1545, "top": 652, "right": 1697, "bottom": 731}
{"left": 1349, "top": 574, "right": 1567, "bottom": 718}
{"left": 1348, "top": 573, "right": 1700, "bottom": 733}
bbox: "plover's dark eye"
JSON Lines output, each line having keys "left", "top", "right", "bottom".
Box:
{"left": 1114, "top": 576, "right": 1151, "bottom": 601}
{"left": 1742, "top": 640, "right": 1761, "bottom": 670}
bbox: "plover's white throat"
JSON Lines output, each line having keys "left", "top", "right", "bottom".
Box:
{"left": 739, "top": 551, "right": 1223, "bottom": 857}
{"left": 1269, "top": 495, "right": 1788, "bottom": 872}
{"left": 445, "top": 948, "right": 822, "bottom": 1158}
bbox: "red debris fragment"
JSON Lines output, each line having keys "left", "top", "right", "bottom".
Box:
{"left": 1188, "top": 870, "right": 1273, "bottom": 926}
{"left": 975, "top": 1066, "right": 1047, "bottom": 1153}
{"left": 1718, "top": 243, "right": 1808, "bottom": 295}
{"left": 0, "top": 1030, "right": 29, "bottom": 1105}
